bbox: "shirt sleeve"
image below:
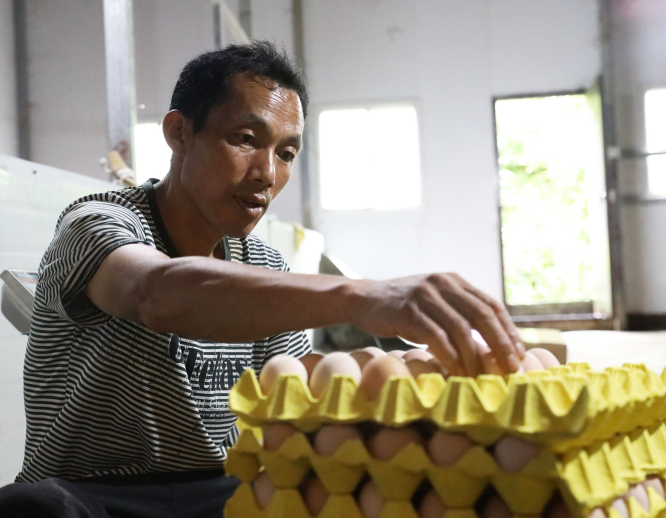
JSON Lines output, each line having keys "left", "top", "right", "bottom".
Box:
{"left": 38, "top": 200, "right": 152, "bottom": 327}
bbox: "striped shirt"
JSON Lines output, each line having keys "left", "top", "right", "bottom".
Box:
{"left": 16, "top": 179, "right": 310, "bottom": 482}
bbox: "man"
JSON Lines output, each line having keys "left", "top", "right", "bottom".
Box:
{"left": 0, "top": 41, "right": 524, "bottom": 517}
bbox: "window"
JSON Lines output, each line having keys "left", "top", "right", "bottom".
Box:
{"left": 134, "top": 123, "right": 172, "bottom": 186}
{"left": 318, "top": 105, "right": 422, "bottom": 211}
{"left": 645, "top": 88, "right": 666, "bottom": 196}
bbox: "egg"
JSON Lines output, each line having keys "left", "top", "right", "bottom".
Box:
{"left": 403, "top": 349, "right": 434, "bottom": 362}
{"left": 493, "top": 435, "right": 541, "bottom": 472}
{"left": 358, "top": 480, "right": 385, "bottom": 518}
{"left": 545, "top": 497, "right": 572, "bottom": 518}
{"left": 406, "top": 359, "right": 441, "bottom": 378}
{"left": 610, "top": 498, "right": 629, "bottom": 518}
{"left": 480, "top": 496, "right": 512, "bottom": 518}
{"left": 625, "top": 484, "right": 650, "bottom": 512}
{"left": 302, "top": 476, "right": 329, "bottom": 516}
{"left": 299, "top": 353, "right": 325, "bottom": 377}
{"left": 359, "top": 356, "right": 411, "bottom": 400}
{"left": 587, "top": 508, "right": 607, "bottom": 518}
{"left": 253, "top": 471, "right": 275, "bottom": 509}
{"left": 419, "top": 490, "right": 446, "bottom": 518}
{"left": 363, "top": 346, "right": 387, "bottom": 358}
{"left": 350, "top": 350, "right": 375, "bottom": 370}
{"left": 313, "top": 425, "right": 363, "bottom": 456}
{"left": 263, "top": 422, "right": 299, "bottom": 451}
{"left": 367, "top": 426, "right": 424, "bottom": 461}
{"left": 481, "top": 349, "right": 505, "bottom": 375}
{"left": 428, "top": 431, "right": 474, "bottom": 466}
{"left": 259, "top": 355, "right": 308, "bottom": 394}
{"left": 528, "top": 348, "right": 561, "bottom": 368}
{"left": 387, "top": 350, "right": 407, "bottom": 360}
{"left": 643, "top": 476, "right": 665, "bottom": 499}
{"left": 520, "top": 351, "right": 544, "bottom": 372}
{"left": 309, "top": 352, "right": 362, "bottom": 398}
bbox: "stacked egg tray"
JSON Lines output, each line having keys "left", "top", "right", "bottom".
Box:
{"left": 224, "top": 363, "right": 666, "bottom": 518}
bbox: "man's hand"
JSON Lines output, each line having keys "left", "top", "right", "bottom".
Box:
{"left": 350, "top": 273, "right": 525, "bottom": 376}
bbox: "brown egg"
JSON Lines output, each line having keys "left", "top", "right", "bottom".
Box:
{"left": 367, "top": 426, "right": 424, "bottom": 461}
{"left": 313, "top": 425, "right": 363, "bottom": 456}
{"left": 299, "top": 353, "right": 325, "bottom": 377}
{"left": 387, "top": 350, "right": 407, "bottom": 360}
{"left": 359, "top": 480, "right": 385, "bottom": 518}
{"left": 309, "top": 352, "right": 362, "bottom": 398}
{"left": 359, "top": 356, "right": 411, "bottom": 400}
{"left": 520, "top": 351, "right": 543, "bottom": 372}
{"left": 625, "top": 484, "right": 650, "bottom": 512}
{"left": 303, "top": 477, "right": 329, "bottom": 516}
{"left": 545, "top": 497, "right": 572, "bottom": 518}
{"left": 428, "top": 431, "right": 474, "bottom": 466}
{"left": 587, "top": 508, "right": 607, "bottom": 518}
{"left": 480, "top": 496, "right": 512, "bottom": 518}
{"left": 528, "top": 348, "right": 560, "bottom": 368}
{"left": 419, "top": 490, "right": 446, "bottom": 518}
{"left": 263, "top": 422, "right": 299, "bottom": 451}
{"left": 643, "top": 476, "right": 666, "bottom": 499}
{"left": 403, "top": 349, "right": 434, "bottom": 362}
{"left": 253, "top": 471, "right": 275, "bottom": 509}
{"left": 493, "top": 435, "right": 541, "bottom": 472}
{"left": 259, "top": 355, "right": 308, "bottom": 394}
{"left": 363, "top": 347, "right": 387, "bottom": 358}
{"left": 407, "top": 359, "right": 441, "bottom": 378}
{"left": 350, "top": 350, "right": 375, "bottom": 370}
{"left": 610, "top": 498, "right": 629, "bottom": 518}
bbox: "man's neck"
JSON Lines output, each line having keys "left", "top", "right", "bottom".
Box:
{"left": 154, "top": 173, "right": 225, "bottom": 259}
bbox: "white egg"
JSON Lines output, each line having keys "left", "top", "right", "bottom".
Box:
{"left": 528, "top": 348, "right": 561, "bottom": 368}
{"left": 259, "top": 355, "right": 308, "bottom": 394}
{"left": 493, "top": 435, "right": 541, "bottom": 472}
{"left": 387, "top": 350, "right": 407, "bottom": 360}
{"left": 643, "top": 476, "right": 665, "bottom": 499}
{"left": 520, "top": 351, "right": 543, "bottom": 372}
{"left": 625, "top": 484, "right": 650, "bottom": 512}
{"left": 403, "top": 349, "right": 433, "bottom": 362}
{"left": 587, "top": 507, "right": 607, "bottom": 518}
{"left": 610, "top": 498, "right": 629, "bottom": 518}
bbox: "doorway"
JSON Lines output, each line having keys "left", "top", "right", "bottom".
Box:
{"left": 494, "top": 89, "right": 615, "bottom": 329}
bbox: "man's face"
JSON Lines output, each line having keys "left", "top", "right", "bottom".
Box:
{"left": 178, "top": 72, "right": 304, "bottom": 238}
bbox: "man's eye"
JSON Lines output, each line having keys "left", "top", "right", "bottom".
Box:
{"left": 279, "top": 151, "right": 296, "bottom": 162}
{"left": 238, "top": 133, "right": 254, "bottom": 144}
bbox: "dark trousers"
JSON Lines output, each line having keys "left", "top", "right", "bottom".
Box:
{"left": 0, "top": 469, "right": 240, "bottom": 518}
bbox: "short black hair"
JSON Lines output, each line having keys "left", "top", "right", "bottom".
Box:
{"left": 169, "top": 40, "right": 308, "bottom": 132}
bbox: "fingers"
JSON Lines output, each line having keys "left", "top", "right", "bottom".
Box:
{"left": 419, "top": 292, "right": 483, "bottom": 376}
{"left": 400, "top": 314, "right": 465, "bottom": 376}
{"left": 428, "top": 274, "right": 521, "bottom": 373}
{"left": 453, "top": 274, "right": 525, "bottom": 358}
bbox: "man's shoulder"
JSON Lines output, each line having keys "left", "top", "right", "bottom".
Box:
{"left": 56, "top": 185, "right": 150, "bottom": 227}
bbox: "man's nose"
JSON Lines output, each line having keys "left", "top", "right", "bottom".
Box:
{"left": 250, "top": 147, "right": 276, "bottom": 186}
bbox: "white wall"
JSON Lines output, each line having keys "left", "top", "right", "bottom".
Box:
{"left": 612, "top": 0, "right": 666, "bottom": 314}
{"left": 302, "top": 0, "right": 601, "bottom": 299}
{"left": 25, "top": 0, "right": 108, "bottom": 179}
{"left": 0, "top": 0, "right": 17, "bottom": 156}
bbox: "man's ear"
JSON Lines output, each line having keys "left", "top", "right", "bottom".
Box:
{"left": 162, "top": 110, "right": 191, "bottom": 156}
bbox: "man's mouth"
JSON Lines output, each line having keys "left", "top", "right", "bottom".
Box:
{"left": 233, "top": 194, "right": 268, "bottom": 218}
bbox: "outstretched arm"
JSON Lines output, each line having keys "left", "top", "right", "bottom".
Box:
{"left": 87, "top": 243, "right": 523, "bottom": 376}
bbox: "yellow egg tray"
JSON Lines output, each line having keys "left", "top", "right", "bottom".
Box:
{"left": 225, "top": 424, "right": 666, "bottom": 518}
{"left": 229, "top": 364, "right": 666, "bottom": 451}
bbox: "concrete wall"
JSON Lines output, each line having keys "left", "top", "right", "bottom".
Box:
{"left": 302, "top": 0, "right": 601, "bottom": 300}
{"left": 612, "top": 0, "right": 666, "bottom": 314}
{"left": 24, "top": 0, "right": 108, "bottom": 179}
{"left": 0, "top": 0, "right": 17, "bottom": 156}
